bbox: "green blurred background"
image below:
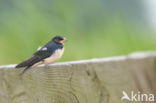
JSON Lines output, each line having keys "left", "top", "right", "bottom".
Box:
{"left": 0, "top": 0, "right": 156, "bottom": 65}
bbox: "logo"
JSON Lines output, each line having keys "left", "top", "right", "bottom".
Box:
{"left": 121, "top": 91, "right": 155, "bottom": 102}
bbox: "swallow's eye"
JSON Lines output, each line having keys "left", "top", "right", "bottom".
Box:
{"left": 52, "top": 36, "right": 65, "bottom": 43}
{"left": 58, "top": 38, "right": 63, "bottom": 41}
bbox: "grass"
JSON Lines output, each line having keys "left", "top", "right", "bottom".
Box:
{"left": 0, "top": 0, "right": 156, "bottom": 65}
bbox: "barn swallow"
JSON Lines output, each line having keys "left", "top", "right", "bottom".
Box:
{"left": 16, "top": 36, "right": 67, "bottom": 75}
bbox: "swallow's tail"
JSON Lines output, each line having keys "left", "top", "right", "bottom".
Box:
{"left": 15, "top": 55, "right": 36, "bottom": 68}
{"left": 20, "top": 65, "right": 31, "bottom": 75}
{"left": 16, "top": 61, "right": 28, "bottom": 68}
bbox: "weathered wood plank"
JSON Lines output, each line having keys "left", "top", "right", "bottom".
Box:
{"left": 0, "top": 52, "right": 155, "bottom": 103}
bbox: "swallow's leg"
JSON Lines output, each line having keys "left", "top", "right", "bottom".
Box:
{"left": 42, "top": 60, "right": 49, "bottom": 69}
{"left": 45, "top": 64, "right": 49, "bottom": 69}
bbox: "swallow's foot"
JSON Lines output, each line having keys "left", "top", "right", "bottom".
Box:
{"left": 45, "top": 64, "right": 49, "bottom": 69}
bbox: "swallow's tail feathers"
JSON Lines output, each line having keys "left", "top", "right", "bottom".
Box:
{"left": 15, "top": 55, "right": 37, "bottom": 68}
{"left": 20, "top": 65, "right": 31, "bottom": 76}
{"left": 16, "top": 61, "right": 28, "bottom": 68}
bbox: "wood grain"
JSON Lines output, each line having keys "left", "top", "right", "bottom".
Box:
{"left": 0, "top": 52, "right": 155, "bottom": 103}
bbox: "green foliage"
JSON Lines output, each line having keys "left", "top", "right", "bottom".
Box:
{"left": 0, "top": 0, "right": 155, "bottom": 65}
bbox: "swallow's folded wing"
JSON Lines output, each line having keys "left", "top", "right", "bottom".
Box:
{"left": 16, "top": 48, "right": 52, "bottom": 68}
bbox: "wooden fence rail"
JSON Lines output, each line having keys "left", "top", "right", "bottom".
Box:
{"left": 0, "top": 52, "right": 156, "bottom": 103}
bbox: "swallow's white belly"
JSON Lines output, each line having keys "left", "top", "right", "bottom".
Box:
{"left": 44, "top": 48, "right": 64, "bottom": 64}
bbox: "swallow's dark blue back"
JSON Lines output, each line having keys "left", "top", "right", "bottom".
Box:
{"left": 44, "top": 41, "right": 64, "bottom": 52}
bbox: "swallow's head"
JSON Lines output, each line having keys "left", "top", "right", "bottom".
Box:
{"left": 52, "top": 36, "right": 67, "bottom": 44}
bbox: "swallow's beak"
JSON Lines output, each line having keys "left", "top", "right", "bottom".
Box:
{"left": 60, "top": 38, "right": 68, "bottom": 44}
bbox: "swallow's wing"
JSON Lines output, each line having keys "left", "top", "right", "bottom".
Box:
{"left": 16, "top": 55, "right": 39, "bottom": 68}
{"left": 16, "top": 47, "right": 52, "bottom": 68}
